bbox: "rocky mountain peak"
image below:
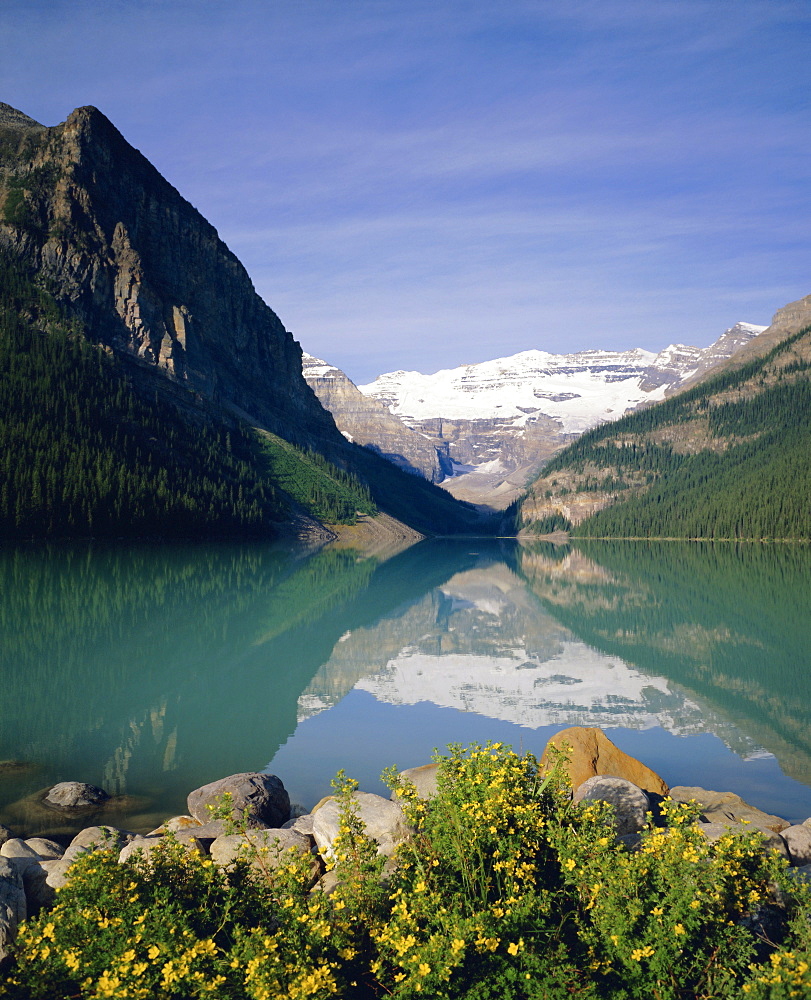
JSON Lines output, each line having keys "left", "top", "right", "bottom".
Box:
{"left": 0, "top": 103, "right": 43, "bottom": 130}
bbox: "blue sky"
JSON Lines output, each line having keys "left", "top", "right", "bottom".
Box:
{"left": 1, "top": 0, "right": 809, "bottom": 383}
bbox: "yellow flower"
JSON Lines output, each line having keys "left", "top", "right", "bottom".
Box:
{"left": 147, "top": 945, "right": 161, "bottom": 960}
{"left": 507, "top": 942, "right": 520, "bottom": 956}
{"left": 418, "top": 962, "right": 431, "bottom": 976}
{"left": 451, "top": 938, "right": 465, "bottom": 954}
{"left": 674, "top": 924, "right": 686, "bottom": 936}
{"left": 42, "top": 923, "right": 55, "bottom": 940}
{"left": 564, "top": 858, "right": 576, "bottom": 871}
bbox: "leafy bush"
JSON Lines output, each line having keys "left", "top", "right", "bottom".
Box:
{"left": 3, "top": 743, "right": 811, "bottom": 998}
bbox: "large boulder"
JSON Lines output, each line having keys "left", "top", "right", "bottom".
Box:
{"left": 392, "top": 763, "right": 439, "bottom": 801}
{"left": 540, "top": 727, "right": 669, "bottom": 798}
{"left": 669, "top": 787, "right": 789, "bottom": 834}
{"left": 44, "top": 781, "right": 109, "bottom": 810}
{"left": 573, "top": 775, "right": 650, "bottom": 837}
{"left": 209, "top": 828, "right": 315, "bottom": 876}
{"left": 312, "top": 791, "right": 410, "bottom": 859}
{"left": 187, "top": 773, "right": 290, "bottom": 829}
{"left": 0, "top": 858, "right": 26, "bottom": 963}
{"left": 24, "top": 838, "right": 64, "bottom": 860}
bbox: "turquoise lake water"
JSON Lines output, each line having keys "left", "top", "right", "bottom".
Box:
{"left": 1, "top": 537, "right": 810, "bottom": 838}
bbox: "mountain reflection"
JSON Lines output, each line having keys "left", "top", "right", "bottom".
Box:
{"left": 2, "top": 537, "right": 810, "bottom": 836}
{"left": 515, "top": 540, "right": 811, "bottom": 785}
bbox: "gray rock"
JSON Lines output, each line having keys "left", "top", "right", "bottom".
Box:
{"left": 696, "top": 821, "right": 788, "bottom": 857}
{"left": 313, "top": 870, "right": 341, "bottom": 896}
{"left": 44, "top": 781, "right": 109, "bottom": 810}
{"left": 69, "top": 826, "right": 133, "bottom": 852}
{"left": 0, "top": 858, "right": 26, "bottom": 963}
{"left": 393, "top": 763, "right": 439, "bottom": 801}
{"left": 24, "top": 837, "right": 64, "bottom": 860}
{"left": 22, "top": 862, "right": 56, "bottom": 916}
{"left": 282, "top": 814, "right": 315, "bottom": 836}
{"left": 573, "top": 776, "right": 650, "bottom": 837}
{"left": 0, "top": 839, "right": 41, "bottom": 862}
{"left": 44, "top": 844, "right": 89, "bottom": 891}
{"left": 117, "top": 836, "right": 164, "bottom": 863}
{"left": 118, "top": 835, "right": 204, "bottom": 864}
{"left": 312, "top": 791, "right": 410, "bottom": 859}
{"left": 187, "top": 772, "right": 289, "bottom": 829}
{"left": 779, "top": 825, "right": 811, "bottom": 866}
{"left": 210, "top": 828, "right": 313, "bottom": 870}
{"left": 790, "top": 864, "right": 811, "bottom": 885}
{"left": 670, "top": 787, "right": 789, "bottom": 833}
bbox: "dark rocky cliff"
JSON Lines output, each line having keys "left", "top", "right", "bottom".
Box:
{"left": 0, "top": 102, "right": 337, "bottom": 450}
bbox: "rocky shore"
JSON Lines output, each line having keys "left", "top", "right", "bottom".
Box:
{"left": 4, "top": 725, "right": 811, "bottom": 964}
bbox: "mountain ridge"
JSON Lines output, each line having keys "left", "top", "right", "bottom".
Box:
{"left": 0, "top": 102, "right": 480, "bottom": 539}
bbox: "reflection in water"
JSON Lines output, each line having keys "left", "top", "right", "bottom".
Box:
{"left": 516, "top": 540, "right": 811, "bottom": 786}
{"left": 1, "top": 538, "right": 811, "bottom": 836}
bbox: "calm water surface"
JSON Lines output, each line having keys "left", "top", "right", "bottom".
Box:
{"left": 1, "top": 538, "right": 810, "bottom": 837}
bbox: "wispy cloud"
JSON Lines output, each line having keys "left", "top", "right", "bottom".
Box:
{"left": 2, "top": 0, "right": 809, "bottom": 381}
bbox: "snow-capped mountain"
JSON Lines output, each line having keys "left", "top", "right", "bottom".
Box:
{"left": 352, "top": 323, "right": 765, "bottom": 505}
{"left": 358, "top": 323, "right": 766, "bottom": 435}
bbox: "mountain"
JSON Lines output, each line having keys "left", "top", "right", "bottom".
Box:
{"left": 518, "top": 296, "right": 811, "bottom": 539}
{"left": 301, "top": 353, "right": 449, "bottom": 482}
{"left": 0, "top": 102, "right": 479, "bottom": 539}
{"left": 356, "top": 324, "right": 765, "bottom": 507}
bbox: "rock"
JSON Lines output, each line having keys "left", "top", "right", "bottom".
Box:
{"left": 540, "top": 727, "right": 669, "bottom": 798}
{"left": 187, "top": 773, "right": 289, "bottom": 829}
{"left": 393, "top": 763, "right": 439, "bottom": 801}
{"left": 118, "top": 834, "right": 205, "bottom": 864}
{"left": 311, "top": 795, "right": 334, "bottom": 814}
{"left": 780, "top": 825, "right": 811, "bottom": 866}
{"left": 696, "top": 822, "right": 788, "bottom": 858}
{"left": 174, "top": 821, "right": 227, "bottom": 851}
{"left": 282, "top": 814, "right": 315, "bottom": 836}
{"left": 313, "top": 870, "right": 341, "bottom": 896}
{"left": 790, "top": 864, "right": 811, "bottom": 885}
{"left": 0, "top": 826, "right": 13, "bottom": 848}
{"left": 312, "top": 791, "right": 410, "bottom": 859}
{"left": 0, "top": 858, "right": 26, "bottom": 963}
{"left": 573, "top": 776, "right": 650, "bottom": 837}
{"left": 22, "top": 862, "right": 56, "bottom": 916}
{"left": 44, "top": 842, "right": 95, "bottom": 891}
{"left": 0, "top": 839, "right": 41, "bottom": 862}
{"left": 210, "top": 829, "right": 314, "bottom": 874}
{"left": 24, "top": 838, "right": 64, "bottom": 860}
{"left": 44, "top": 781, "right": 109, "bottom": 810}
{"left": 147, "top": 815, "right": 202, "bottom": 835}
{"left": 69, "top": 826, "right": 133, "bottom": 852}
{"left": 670, "top": 787, "right": 789, "bottom": 833}
{"left": 302, "top": 354, "right": 447, "bottom": 483}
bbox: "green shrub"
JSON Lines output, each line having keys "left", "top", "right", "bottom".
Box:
{"left": 3, "top": 743, "right": 811, "bottom": 998}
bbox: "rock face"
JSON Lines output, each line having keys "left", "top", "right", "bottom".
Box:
{"left": 302, "top": 354, "right": 448, "bottom": 482}
{"left": 540, "top": 726, "right": 669, "bottom": 798}
{"left": 0, "top": 103, "right": 337, "bottom": 452}
{"left": 0, "top": 102, "right": 476, "bottom": 537}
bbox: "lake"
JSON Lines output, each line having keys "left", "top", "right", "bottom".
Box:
{"left": 2, "top": 536, "right": 811, "bottom": 839}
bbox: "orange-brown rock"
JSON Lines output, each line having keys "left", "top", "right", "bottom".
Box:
{"left": 540, "top": 726, "right": 669, "bottom": 797}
